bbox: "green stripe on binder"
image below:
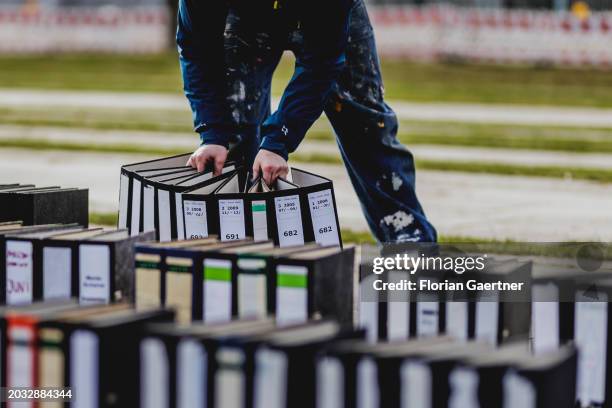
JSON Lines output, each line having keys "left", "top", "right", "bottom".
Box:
{"left": 135, "top": 261, "right": 159, "bottom": 269}
{"left": 252, "top": 204, "right": 266, "bottom": 212}
{"left": 205, "top": 266, "right": 232, "bottom": 281}
{"left": 277, "top": 274, "right": 307, "bottom": 288}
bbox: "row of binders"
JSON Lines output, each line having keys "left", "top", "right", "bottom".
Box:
{"left": 0, "top": 183, "right": 88, "bottom": 226}
{"left": 0, "top": 221, "right": 152, "bottom": 306}
{"left": 135, "top": 237, "right": 356, "bottom": 325}
{"left": 0, "top": 301, "right": 578, "bottom": 408}
{"left": 118, "top": 153, "right": 342, "bottom": 246}
{"left": 363, "top": 254, "right": 612, "bottom": 408}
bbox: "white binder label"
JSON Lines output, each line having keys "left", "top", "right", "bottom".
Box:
{"left": 446, "top": 302, "right": 469, "bottom": 341}
{"left": 503, "top": 370, "right": 535, "bottom": 408}
{"left": 42, "top": 246, "right": 72, "bottom": 300}
{"left": 203, "top": 259, "right": 232, "bottom": 323}
{"left": 275, "top": 195, "right": 304, "bottom": 247}
{"left": 177, "top": 339, "right": 206, "bottom": 408}
{"left": 357, "top": 358, "right": 379, "bottom": 408}
{"left": 215, "top": 348, "right": 245, "bottom": 408}
{"left": 237, "top": 263, "right": 267, "bottom": 319}
{"left": 71, "top": 330, "right": 99, "bottom": 408}
{"left": 416, "top": 301, "right": 439, "bottom": 337}
{"left": 254, "top": 348, "right": 287, "bottom": 408}
{"left": 401, "top": 361, "right": 432, "bottom": 408}
{"left": 175, "top": 193, "right": 185, "bottom": 240}
{"left": 252, "top": 200, "right": 268, "bottom": 241}
{"left": 475, "top": 293, "right": 499, "bottom": 346}
{"left": 118, "top": 174, "right": 129, "bottom": 228}
{"left": 219, "top": 199, "right": 245, "bottom": 241}
{"left": 316, "top": 357, "right": 344, "bottom": 408}
{"left": 532, "top": 283, "right": 560, "bottom": 354}
{"left": 157, "top": 189, "right": 172, "bottom": 242}
{"left": 575, "top": 294, "right": 608, "bottom": 406}
{"left": 79, "top": 245, "right": 111, "bottom": 305}
{"left": 276, "top": 264, "right": 308, "bottom": 325}
{"left": 143, "top": 184, "right": 155, "bottom": 232}
{"left": 6, "top": 240, "right": 33, "bottom": 305}
{"left": 130, "top": 178, "right": 142, "bottom": 235}
{"left": 308, "top": 189, "right": 339, "bottom": 246}
{"left": 140, "top": 338, "right": 169, "bottom": 408}
{"left": 449, "top": 367, "right": 479, "bottom": 408}
{"left": 388, "top": 301, "right": 410, "bottom": 341}
{"left": 184, "top": 200, "right": 208, "bottom": 239}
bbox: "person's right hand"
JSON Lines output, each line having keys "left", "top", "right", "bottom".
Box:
{"left": 187, "top": 144, "right": 228, "bottom": 175}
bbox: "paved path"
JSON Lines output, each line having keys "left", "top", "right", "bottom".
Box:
{"left": 1, "top": 148, "right": 610, "bottom": 241}
{"left": 3, "top": 125, "right": 612, "bottom": 170}
{"left": 3, "top": 88, "right": 612, "bottom": 127}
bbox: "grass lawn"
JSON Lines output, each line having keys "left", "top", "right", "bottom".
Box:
{"left": 2, "top": 53, "right": 612, "bottom": 107}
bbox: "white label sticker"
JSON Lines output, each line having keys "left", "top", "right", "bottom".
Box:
{"left": 401, "top": 361, "right": 432, "bottom": 408}
{"left": 42, "top": 246, "right": 72, "bottom": 300}
{"left": 143, "top": 184, "right": 155, "bottom": 232}
{"left": 254, "top": 348, "right": 287, "bottom": 408}
{"left": 446, "top": 302, "right": 469, "bottom": 342}
{"left": 416, "top": 301, "right": 439, "bottom": 337}
{"left": 157, "top": 189, "right": 172, "bottom": 242}
{"left": 475, "top": 293, "right": 500, "bottom": 346}
{"left": 184, "top": 200, "right": 208, "bottom": 239}
{"left": 203, "top": 259, "right": 232, "bottom": 323}
{"left": 357, "top": 358, "right": 379, "bottom": 408}
{"left": 8, "top": 342, "right": 35, "bottom": 402}
{"left": 532, "top": 283, "right": 560, "bottom": 354}
{"left": 275, "top": 195, "right": 304, "bottom": 247}
{"left": 252, "top": 200, "right": 268, "bottom": 241}
{"left": 503, "top": 370, "right": 536, "bottom": 408}
{"left": 177, "top": 339, "right": 206, "bottom": 408}
{"left": 6, "top": 240, "right": 33, "bottom": 305}
{"left": 215, "top": 348, "right": 245, "bottom": 408}
{"left": 71, "top": 330, "right": 99, "bottom": 408}
{"left": 175, "top": 193, "right": 185, "bottom": 240}
{"left": 316, "top": 357, "right": 344, "bottom": 408}
{"left": 219, "top": 199, "right": 246, "bottom": 241}
{"left": 575, "top": 293, "right": 609, "bottom": 406}
{"left": 388, "top": 302, "right": 410, "bottom": 341}
{"left": 448, "top": 367, "right": 479, "bottom": 408}
{"left": 118, "top": 174, "right": 130, "bottom": 228}
{"left": 79, "top": 245, "right": 111, "bottom": 305}
{"left": 308, "top": 189, "right": 339, "bottom": 246}
{"left": 130, "top": 179, "right": 142, "bottom": 235}
{"left": 276, "top": 264, "right": 308, "bottom": 326}
{"left": 238, "top": 273, "right": 267, "bottom": 319}
{"left": 140, "top": 338, "right": 169, "bottom": 408}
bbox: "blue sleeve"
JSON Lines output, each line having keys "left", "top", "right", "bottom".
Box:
{"left": 259, "top": 0, "right": 353, "bottom": 160}
{"left": 177, "top": 0, "right": 233, "bottom": 147}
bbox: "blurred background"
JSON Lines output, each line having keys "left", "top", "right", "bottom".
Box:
{"left": 1, "top": 0, "right": 611, "bottom": 243}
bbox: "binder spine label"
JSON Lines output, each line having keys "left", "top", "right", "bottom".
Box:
{"left": 251, "top": 200, "right": 268, "bottom": 241}
{"left": 203, "top": 259, "right": 232, "bottom": 323}
{"left": 79, "top": 244, "right": 111, "bottom": 305}
{"left": 70, "top": 330, "right": 99, "bottom": 408}
{"left": 118, "top": 174, "right": 130, "bottom": 228}
{"left": 274, "top": 195, "right": 304, "bottom": 247}
{"left": 131, "top": 179, "right": 142, "bottom": 235}
{"left": 388, "top": 301, "right": 410, "bottom": 341}
{"left": 215, "top": 348, "right": 246, "bottom": 408}
{"left": 502, "top": 370, "right": 536, "bottom": 408}
{"left": 254, "top": 348, "right": 288, "bottom": 408}
{"left": 6, "top": 240, "right": 33, "bottom": 305}
{"left": 140, "top": 338, "right": 170, "bottom": 408}
{"left": 445, "top": 301, "right": 468, "bottom": 342}
{"left": 276, "top": 264, "right": 308, "bottom": 325}
{"left": 143, "top": 184, "right": 156, "bottom": 232}
{"left": 184, "top": 200, "right": 209, "bottom": 239}
{"left": 316, "top": 357, "right": 344, "bottom": 408}
{"left": 575, "top": 296, "right": 608, "bottom": 406}
{"left": 308, "top": 189, "right": 339, "bottom": 246}
{"left": 177, "top": 339, "right": 207, "bottom": 408}
{"left": 416, "top": 301, "right": 439, "bottom": 337}
{"left": 42, "top": 246, "right": 72, "bottom": 300}
{"left": 475, "top": 293, "right": 500, "bottom": 346}
{"left": 448, "top": 367, "right": 479, "bottom": 408}
{"left": 219, "top": 199, "right": 246, "bottom": 241}
{"left": 357, "top": 358, "right": 379, "bottom": 408}
{"left": 401, "top": 361, "right": 432, "bottom": 408}
{"left": 175, "top": 193, "right": 185, "bottom": 240}
{"left": 532, "top": 283, "right": 560, "bottom": 354}
{"left": 157, "top": 189, "right": 172, "bottom": 242}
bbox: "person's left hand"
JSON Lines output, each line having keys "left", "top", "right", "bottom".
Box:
{"left": 252, "top": 149, "right": 289, "bottom": 186}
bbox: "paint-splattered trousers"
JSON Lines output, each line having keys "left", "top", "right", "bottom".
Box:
{"left": 224, "top": 0, "right": 437, "bottom": 243}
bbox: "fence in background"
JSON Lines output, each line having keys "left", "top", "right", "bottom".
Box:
{"left": 370, "top": 5, "right": 612, "bottom": 67}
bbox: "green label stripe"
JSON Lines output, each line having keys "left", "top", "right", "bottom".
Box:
{"left": 167, "top": 265, "right": 191, "bottom": 273}
{"left": 135, "top": 261, "right": 159, "bottom": 269}
{"left": 277, "top": 273, "right": 307, "bottom": 288}
{"left": 252, "top": 204, "right": 266, "bottom": 212}
{"left": 205, "top": 267, "right": 232, "bottom": 281}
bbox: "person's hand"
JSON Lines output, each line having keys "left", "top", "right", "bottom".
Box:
{"left": 252, "top": 149, "right": 289, "bottom": 186}
{"left": 187, "top": 144, "right": 228, "bottom": 175}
